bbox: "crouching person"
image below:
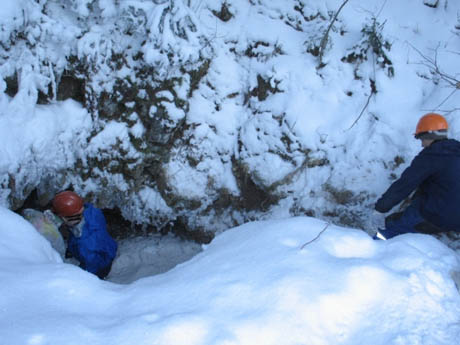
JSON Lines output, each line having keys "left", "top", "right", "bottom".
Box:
{"left": 52, "top": 191, "right": 117, "bottom": 279}
{"left": 374, "top": 113, "right": 460, "bottom": 240}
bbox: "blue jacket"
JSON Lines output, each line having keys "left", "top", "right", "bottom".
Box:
{"left": 67, "top": 203, "right": 117, "bottom": 275}
{"left": 375, "top": 139, "right": 460, "bottom": 231}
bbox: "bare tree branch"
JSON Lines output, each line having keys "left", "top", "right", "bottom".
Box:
{"left": 347, "top": 91, "right": 374, "bottom": 131}
{"left": 409, "top": 43, "right": 460, "bottom": 113}
{"left": 346, "top": 79, "right": 377, "bottom": 131}
{"left": 318, "top": 0, "right": 351, "bottom": 67}
{"left": 300, "top": 223, "right": 330, "bottom": 250}
{"left": 410, "top": 43, "right": 460, "bottom": 88}
{"left": 435, "top": 107, "right": 460, "bottom": 115}
{"left": 433, "top": 88, "right": 458, "bottom": 110}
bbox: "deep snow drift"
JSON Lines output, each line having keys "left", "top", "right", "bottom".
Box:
{"left": 1, "top": 206, "right": 460, "bottom": 344}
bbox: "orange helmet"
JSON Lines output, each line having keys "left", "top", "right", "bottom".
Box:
{"left": 415, "top": 113, "right": 448, "bottom": 137}
{"left": 52, "top": 191, "right": 84, "bottom": 217}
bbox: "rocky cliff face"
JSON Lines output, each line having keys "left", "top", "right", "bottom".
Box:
{"left": 2, "top": 0, "right": 455, "bottom": 241}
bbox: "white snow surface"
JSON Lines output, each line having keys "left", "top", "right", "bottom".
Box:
{"left": 1, "top": 206, "right": 460, "bottom": 344}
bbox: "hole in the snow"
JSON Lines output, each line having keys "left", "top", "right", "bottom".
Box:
{"left": 106, "top": 232, "right": 203, "bottom": 284}
{"left": 17, "top": 190, "right": 204, "bottom": 284}
{"left": 102, "top": 208, "right": 205, "bottom": 284}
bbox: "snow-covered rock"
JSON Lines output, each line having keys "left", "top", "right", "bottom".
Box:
{"left": 0, "top": 0, "right": 459, "bottom": 239}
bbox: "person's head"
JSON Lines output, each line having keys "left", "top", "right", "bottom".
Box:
{"left": 52, "top": 191, "right": 84, "bottom": 226}
{"left": 414, "top": 113, "right": 448, "bottom": 147}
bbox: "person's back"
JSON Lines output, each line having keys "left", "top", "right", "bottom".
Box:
{"left": 418, "top": 139, "right": 460, "bottom": 230}
{"left": 66, "top": 203, "right": 117, "bottom": 277}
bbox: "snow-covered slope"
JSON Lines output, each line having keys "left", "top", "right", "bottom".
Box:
{"left": 1, "top": 0, "right": 459, "bottom": 235}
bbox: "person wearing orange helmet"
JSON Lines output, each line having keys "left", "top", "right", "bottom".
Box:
{"left": 374, "top": 113, "right": 460, "bottom": 240}
{"left": 52, "top": 191, "right": 117, "bottom": 279}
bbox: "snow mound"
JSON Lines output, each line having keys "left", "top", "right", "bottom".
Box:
{"left": 0, "top": 206, "right": 61, "bottom": 264}
{"left": 1, "top": 207, "right": 460, "bottom": 344}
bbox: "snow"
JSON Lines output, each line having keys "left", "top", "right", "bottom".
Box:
{"left": 0, "top": 99, "right": 92, "bottom": 204}
{"left": 1, "top": 206, "right": 459, "bottom": 344}
{"left": 108, "top": 232, "right": 202, "bottom": 284}
{"left": 1, "top": 0, "right": 459, "bottom": 228}
{"left": 1, "top": 0, "right": 460, "bottom": 343}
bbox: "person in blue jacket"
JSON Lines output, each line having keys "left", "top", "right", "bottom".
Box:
{"left": 374, "top": 113, "right": 460, "bottom": 240}
{"left": 52, "top": 191, "right": 117, "bottom": 279}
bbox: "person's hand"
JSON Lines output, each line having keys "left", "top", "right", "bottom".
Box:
{"left": 374, "top": 198, "right": 390, "bottom": 213}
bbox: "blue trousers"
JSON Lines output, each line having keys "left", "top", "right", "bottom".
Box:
{"left": 379, "top": 199, "right": 427, "bottom": 239}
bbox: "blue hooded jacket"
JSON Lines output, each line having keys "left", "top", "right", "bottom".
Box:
{"left": 375, "top": 139, "right": 460, "bottom": 231}
{"left": 67, "top": 203, "right": 117, "bottom": 275}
